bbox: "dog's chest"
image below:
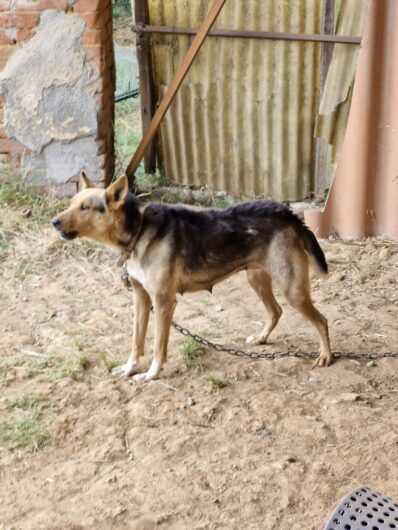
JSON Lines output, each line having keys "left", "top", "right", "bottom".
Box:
{"left": 126, "top": 259, "right": 148, "bottom": 289}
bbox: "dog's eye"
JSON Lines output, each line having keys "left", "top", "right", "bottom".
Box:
{"left": 80, "top": 203, "right": 89, "bottom": 211}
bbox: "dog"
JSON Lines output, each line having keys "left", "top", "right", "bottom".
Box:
{"left": 51, "top": 172, "right": 332, "bottom": 381}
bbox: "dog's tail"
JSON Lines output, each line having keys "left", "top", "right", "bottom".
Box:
{"left": 300, "top": 225, "right": 328, "bottom": 276}
{"left": 303, "top": 226, "right": 328, "bottom": 275}
{"left": 290, "top": 214, "right": 328, "bottom": 276}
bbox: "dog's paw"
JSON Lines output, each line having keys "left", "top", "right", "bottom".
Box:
{"left": 312, "top": 352, "right": 333, "bottom": 368}
{"left": 132, "top": 372, "right": 154, "bottom": 382}
{"left": 132, "top": 360, "right": 160, "bottom": 382}
{"left": 246, "top": 334, "right": 267, "bottom": 346}
{"left": 112, "top": 360, "right": 137, "bottom": 377}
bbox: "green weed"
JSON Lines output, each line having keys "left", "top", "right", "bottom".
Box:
{"left": 0, "top": 374, "right": 16, "bottom": 387}
{"left": 134, "top": 171, "right": 173, "bottom": 191}
{"left": 0, "top": 165, "right": 67, "bottom": 224}
{"left": 114, "top": 100, "right": 142, "bottom": 176}
{"left": 7, "top": 357, "right": 27, "bottom": 367}
{"left": 4, "top": 393, "right": 49, "bottom": 414}
{"left": 77, "top": 353, "right": 90, "bottom": 370}
{"left": 34, "top": 355, "right": 63, "bottom": 371}
{"left": 11, "top": 354, "right": 87, "bottom": 382}
{"left": 112, "top": 0, "right": 131, "bottom": 19}
{"left": 180, "top": 337, "right": 206, "bottom": 368}
{"left": 212, "top": 196, "right": 231, "bottom": 209}
{"left": 0, "top": 232, "right": 8, "bottom": 250}
{"left": 100, "top": 351, "right": 119, "bottom": 373}
{"left": 0, "top": 417, "right": 48, "bottom": 452}
{"left": 204, "top": 375, "right": 230, "bottom": 390}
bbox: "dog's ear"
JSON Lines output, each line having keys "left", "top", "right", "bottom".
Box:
{"left": 80, "top": 171, "right": 93, "bottom": 189}
{"left": 106, "top": 175, "right": 129, "bottom": 206}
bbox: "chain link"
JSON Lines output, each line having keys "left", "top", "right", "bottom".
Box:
{"left": 122, "top": 271, "right": 398, "bottom": 361}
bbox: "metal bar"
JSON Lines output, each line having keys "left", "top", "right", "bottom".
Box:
{"left": 115, "top": 88, "right": 140, "bottom": 103}
{"left": 126, "top": 0, "right": 228, "bottom": 180}
{"left": 132, "top": 24, "right": 362, "bottom": 45}
{"left": 315, "top": 0, "right": 336, "bottom": 197}
{"left": 134, "top": 0, "right": 156, "bottom": 178}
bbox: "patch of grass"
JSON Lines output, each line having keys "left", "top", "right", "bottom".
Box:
{"left": 0, "top": 358, "right": 23, "bottom": 386}
{"left": 0, "top": 354, "right": 87, "bottom": 385}
{"left": 7, "top": 356, "right": 27, "bottom": 367}
{"left": 100, "top": 351, "right": 119, "bottom": 373}
{"left": 59, "top": 363, "right": 85, "bottom": 380}
{"left": 180, "top": 337, "right": 206, "bottom": 368}
{"left": 77, "top": 353, "right": 90, "bottom": 370}
{"left": 112, "top": 0, "right": 131, "bottom": 19}
{"left": 114, "top": 100, "right": 142, "bottom": 176}
{"left": 134, "top": 171, "right": 173, "bottom": 191}
{"left": 5, "top": 393, "right": 49, "bottom": 414}
{"left": 10, "top": 354, "right": 86, "bottom": 382}
{"left": 204, "top": 375, "right": 231, "bottom": 390}
{"left": 0, "top": 232, "right": 8, "bottom": 250}
{"left": 212, "top": 196, "right": 231, "bottom": 209}
{"left": 0, "top": 374, "right": 16, "bottom": 387}
{"left": 0, "top": 417, "right": 48, "bottom": 452}
{"left": 36, "top": 362, "right": 84, "bottom": 383}
{"left": 0, "top": 164, "right": 67, "bottom": 224}
{"left": 34, "top": 355, "right": 63, "bottom": 371}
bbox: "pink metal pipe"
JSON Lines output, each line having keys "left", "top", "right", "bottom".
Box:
{"left": 305, "top": 0, "right": 398, "bottom": 239}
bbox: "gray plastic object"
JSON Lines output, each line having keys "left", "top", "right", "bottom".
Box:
{"left": 324, "top": 486, "right": 398, "bottom": 530}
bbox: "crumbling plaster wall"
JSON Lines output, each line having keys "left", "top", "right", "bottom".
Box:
{"left": 0, "top": 0, "right": 115, "bottom": 194}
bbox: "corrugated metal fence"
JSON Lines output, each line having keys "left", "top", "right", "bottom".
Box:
{"left": 143, "top": 0, "right": 368, "bottom": 200}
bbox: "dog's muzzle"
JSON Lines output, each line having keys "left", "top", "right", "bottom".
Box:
{"left": 51, "top": 218, "right": 78, "bottom": 240}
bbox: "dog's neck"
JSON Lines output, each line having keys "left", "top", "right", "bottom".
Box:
{"left": 114, "top": 205, "right": 144, "bottom": 267}
{"left": 115, "top": 229, "right": 142, "bottom": 267}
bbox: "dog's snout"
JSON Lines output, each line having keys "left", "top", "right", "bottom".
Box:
{"left": 51, "top": 217, "right": 61, "bottom": 228}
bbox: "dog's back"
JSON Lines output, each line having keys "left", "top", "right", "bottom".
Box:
{"left": 139, "top": 199, "right": 327, "bottom": 275}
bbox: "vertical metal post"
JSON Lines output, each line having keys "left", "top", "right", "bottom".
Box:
{"left": 134, "top": 0, "right": 157, "bottom": 179}
{"left": 315, "top": 0, "right": 336, "bottom": 197}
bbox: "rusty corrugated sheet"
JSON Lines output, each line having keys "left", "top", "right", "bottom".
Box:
{"left": 146, "top": 0, "right": 364, "bottom": 200}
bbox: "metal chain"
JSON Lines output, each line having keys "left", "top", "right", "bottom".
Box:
{"left": 170, "top": 319, "right": 398, "bottom": 361}
{"left": 122, "top": 271, "right": 398, "bottom": 361}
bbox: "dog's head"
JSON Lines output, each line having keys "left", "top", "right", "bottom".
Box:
{"left": 51, "top": 172, "right": 141, "bottom": 248}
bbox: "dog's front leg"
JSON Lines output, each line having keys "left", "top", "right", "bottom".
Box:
{"left": 133, "top": 295, "right": 176, "bottom": 382}
{"left": 113, "top": 280, "right": 151, "bottom": 377}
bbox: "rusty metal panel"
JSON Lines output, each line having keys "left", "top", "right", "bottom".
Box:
{"left": 146, "top": 0, "right": 352, "bottom": 200}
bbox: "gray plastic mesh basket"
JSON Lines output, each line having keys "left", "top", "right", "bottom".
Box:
{"left": 324, "top": 487, "right": 398, "bottom": 530}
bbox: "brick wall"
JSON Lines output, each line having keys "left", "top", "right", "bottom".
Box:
{"left": 0, "top": 0, "right": 115, "bottom": 194}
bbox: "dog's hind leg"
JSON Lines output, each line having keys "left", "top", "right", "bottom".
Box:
{"left": 113, "top": 280, "right": 151, "bottom": 377}
{"left": 270, "top": 246, "right": 332, "bottom": 367}
{"left": 246, "top": 269, "right": 282, "bottom": 345}
{"left": 284, "top": 288, "right": 332, "bottom": 367}
{"left": 133, "top": 294, "right": 177, "bottom": 382}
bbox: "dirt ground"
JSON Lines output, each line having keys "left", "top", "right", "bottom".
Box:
{"left": 0, "top": 204, "right": 397, "bottom": 530}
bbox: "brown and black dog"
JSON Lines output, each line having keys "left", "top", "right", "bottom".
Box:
{"left": 52, "top": 172, "right": 332, "bottom": 381}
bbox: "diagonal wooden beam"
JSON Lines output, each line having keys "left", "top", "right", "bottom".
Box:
{"left": 125, "top": 0, "right": 228, "bottom": 182}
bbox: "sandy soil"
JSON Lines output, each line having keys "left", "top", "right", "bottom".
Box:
{"left": 1, "top": 219, "right": 398, "bottom": 530}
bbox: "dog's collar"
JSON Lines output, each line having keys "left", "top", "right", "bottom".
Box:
{"left": 116, "top": 217, "right": 144, "bottom": 268}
